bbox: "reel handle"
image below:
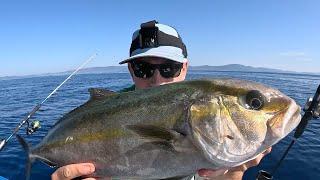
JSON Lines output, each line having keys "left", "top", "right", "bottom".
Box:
{"left": 256, "top": 170, "right": 273, "bottom": 180}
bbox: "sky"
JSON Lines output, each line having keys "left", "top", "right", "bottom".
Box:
{"left": 0, "top": 0, "right": 319, "bottom": 76}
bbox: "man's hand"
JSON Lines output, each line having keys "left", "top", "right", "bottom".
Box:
{"left": 197, "top": 147, "right": 272, "bottom": 180}
{"left": 51, "top": 163, "right": 95, "bottom": 180}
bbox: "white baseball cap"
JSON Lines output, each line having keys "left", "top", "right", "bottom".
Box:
{"left": 119, "top": 20, "right": 188, "bottom": 64}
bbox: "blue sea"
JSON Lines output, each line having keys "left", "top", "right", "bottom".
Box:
{"left": 0, "top": 71, "right": 319, "bottom": 180}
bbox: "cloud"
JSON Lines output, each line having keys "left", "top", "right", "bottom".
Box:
{"left": 279, "top": 51, "right": 312, "bottom": 61}
{"left": 280, "top": 51, "right": 305, "bottom": 57}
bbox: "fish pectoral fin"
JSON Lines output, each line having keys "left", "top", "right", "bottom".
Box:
{"left": 126, "top": 125, "right": 192, "bottom": 153}
{"left": 126, "top": 125, "right": 184, "bottom": 141}
{"left": 88, "top": 88, "right": 117, "bottom": 100}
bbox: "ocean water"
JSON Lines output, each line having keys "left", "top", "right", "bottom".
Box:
{"left": 0, "top": 71, "right": 319, "bottom": 180}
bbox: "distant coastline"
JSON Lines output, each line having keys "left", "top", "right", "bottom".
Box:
{"left": 1, "top": 64, "right": 319, "bottom": 81}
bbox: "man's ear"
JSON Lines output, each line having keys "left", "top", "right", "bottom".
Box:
{"left": 182, "top": 61, "right": 189, "bottom": 71}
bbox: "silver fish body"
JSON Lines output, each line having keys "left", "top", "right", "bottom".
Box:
{"left": 19, "top": 79, "right": 301, "bottom": 179}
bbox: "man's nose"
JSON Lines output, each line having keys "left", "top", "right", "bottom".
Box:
{"left": 150, "top": 69, "right": 162, "bottom": 85}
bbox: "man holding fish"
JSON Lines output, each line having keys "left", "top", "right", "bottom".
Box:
{"left": 51, "top": 20, "right": 273, "bottom": 180}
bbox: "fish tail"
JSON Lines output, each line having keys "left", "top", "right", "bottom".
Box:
{"left": 16, "top": 134, "right": 35, "bottom": 180}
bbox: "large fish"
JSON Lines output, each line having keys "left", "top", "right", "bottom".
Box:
{"left": 17, "top": 79, "right": 301, "bottom": 179}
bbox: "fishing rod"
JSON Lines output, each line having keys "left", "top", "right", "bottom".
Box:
{"left": 256, "top": 84, "right": 320, "bottom": 180}
{"left": 0, "top": 53, "right": 97, "bottom": 152}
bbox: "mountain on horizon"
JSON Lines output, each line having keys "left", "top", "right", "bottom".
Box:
{"left": 1, "top": 64, "right": 318, "bottom": 81}
{"left": 189, "top": 64, "right": 293, "bottom": 73}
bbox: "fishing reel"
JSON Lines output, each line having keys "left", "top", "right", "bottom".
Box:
{"left": 0, "top": 120, "right": 41, "bottom": 151}
{"left": 26, "top": 120, "right": 41, "bottom": 135}
{"left": 303, "top": 97, "right": 320, "bottom": 118}
{"left": 0, "top": 53, "right": 97, "bottom": 153}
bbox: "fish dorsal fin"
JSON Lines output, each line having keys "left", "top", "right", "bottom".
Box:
{"left": 126, "top": 125, "right": 185, "bottom": 141}
{"left": 88, "top": 88, "right": 117, "bottom": 100}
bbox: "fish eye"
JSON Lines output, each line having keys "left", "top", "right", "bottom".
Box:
{"left": 245, "top": 90, "right": 265, "bottom": 110}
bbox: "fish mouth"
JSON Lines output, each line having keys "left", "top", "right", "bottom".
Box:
{"left": 267, "top": 100, "right": 301, "bottom": 140}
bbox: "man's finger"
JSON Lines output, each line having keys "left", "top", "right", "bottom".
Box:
{"left": 197, "top": 168, "right": 229, "bottom": 178}
{"left": 263, "top": 147, "right": 272, "bottom": 155}
{"left": 243, "top": 147, "right": 273, "bottom": 168}
{"left": 51, "top": 163, "right": 95, "bottom": 180}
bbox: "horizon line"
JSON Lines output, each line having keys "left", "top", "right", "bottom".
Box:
{"left": 1, "top": 64, "right": 319, "bottom": 79}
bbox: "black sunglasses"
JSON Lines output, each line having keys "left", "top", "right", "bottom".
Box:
{"left": 130, "top": 60, "right": 183, "bottom": 79}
